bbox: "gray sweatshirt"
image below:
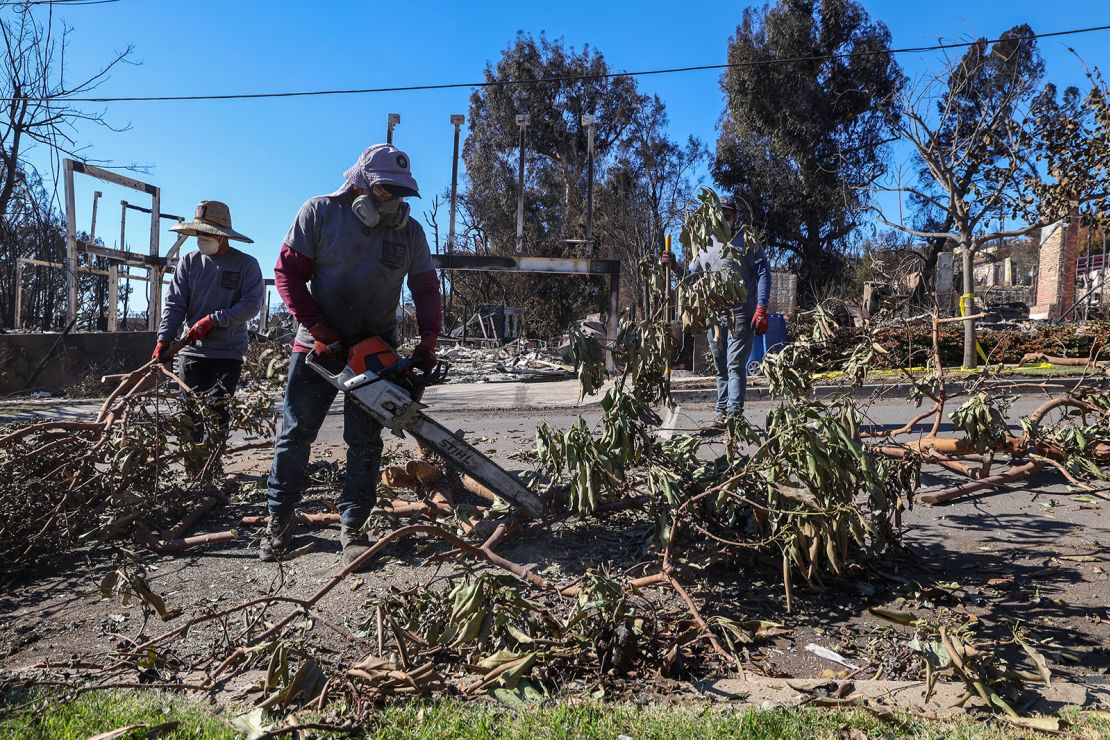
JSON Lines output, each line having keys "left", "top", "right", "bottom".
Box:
{"left": 158, "top": 247, "right": 265, "bottom": 360}
{"left": 688, "top": 234, "right": 772, "bottom": 317}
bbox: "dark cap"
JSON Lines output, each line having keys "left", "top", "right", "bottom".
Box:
{"left": 720, "top": 194, "right": 739, "bottom": 211}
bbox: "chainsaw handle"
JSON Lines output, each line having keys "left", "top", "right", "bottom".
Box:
{"left": 389, "top": 356, "right": 450, "bottom": 389}
{"left": 304, "top": 348, "right": 347, "bottom": 381}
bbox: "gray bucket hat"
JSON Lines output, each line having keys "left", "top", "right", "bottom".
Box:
{"left": 329, "top": 143, "right": 421, "bottom": 198}
{"left": 169, "top": 200, "right": 253, "bottom": 243}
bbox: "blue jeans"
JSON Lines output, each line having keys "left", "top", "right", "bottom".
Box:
{"left": 708, "top": 310, "right": 755, "bottom": 416}
{"left": 266, "top": 351, "right": 383, "bottom": 527}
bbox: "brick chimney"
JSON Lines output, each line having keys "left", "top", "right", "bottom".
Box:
{"left": 1029, "top": 209, "right": 1080, "bottom": 320}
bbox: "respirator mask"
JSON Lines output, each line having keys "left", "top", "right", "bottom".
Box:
{"left": 352, "top": 191, "right": 410, "bottom": 230}
{"left": 197, "top": 235, "right": 221, "bottom": 256}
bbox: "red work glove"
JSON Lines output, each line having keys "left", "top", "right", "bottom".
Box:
{"left": 659, "top": 252, "right": 676, "bottom": 270}
{"left": 751, "top": 306, "right": 769, "bottom": 336}
{"left": 187, "top": 314, "right": 218, "bottom": 341}
{"left": 308, "top": 321, "right": 344, "bottom": 357}
{"left": 152, "top": 340, "right": 172, "bottom": 363}
{"left": 411, "top": 335, "right": 438, "bottom": 372}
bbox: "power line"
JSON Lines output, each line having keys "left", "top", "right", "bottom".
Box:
{"left": 0, "top": 1, "right": 122, "bottom": 6}
{"left": 4, "top": 22, "right": 1110, "bottom": 104}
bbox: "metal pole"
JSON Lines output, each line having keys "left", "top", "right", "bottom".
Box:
{"left": 90, "top": 190, "right": 102, "bottom": 241}
{"left": 63, "top": 159, "right": 78, "bottom": 325}
{"left": 448, "top": 115, "right": 464, "bottom": 254}
{"left": 13, "top": 260, "right": 23, "bottom": 330}
{"left": 515, "top": 114, "right": 530, "bottom": 255}
{"left": 147, "top": 187, "right": 162, "bottom": 331}
{"left": 582, "top": 114, "right": 596, "bottom": 257}
{"left": 447, "top": 114, "right": 464, "bottom": 327}
{"left": 387, "top": 113, "right": 400, "bottom": 144}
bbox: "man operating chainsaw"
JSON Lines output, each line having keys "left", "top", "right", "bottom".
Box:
{"left": 264, "top": 143, "right": 441, "bottom": 566}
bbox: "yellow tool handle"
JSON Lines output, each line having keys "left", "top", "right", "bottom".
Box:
{"left": 664, "top": 234, "right": 672, "bottom": 387}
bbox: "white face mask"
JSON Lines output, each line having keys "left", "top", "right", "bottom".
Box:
{"left": 197, "top": 235, "right": 221, "bottom": 255}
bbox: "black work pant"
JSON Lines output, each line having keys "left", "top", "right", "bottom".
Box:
{"left": 177, "top": 355, "right": 243, "bottom": 449}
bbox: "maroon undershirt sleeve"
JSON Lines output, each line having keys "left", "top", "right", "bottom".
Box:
{"left": 274, "top": 243, "right": 327, "bottom": 352}
{"left": 408, "top": 268, "right": 442, "bottom": 349}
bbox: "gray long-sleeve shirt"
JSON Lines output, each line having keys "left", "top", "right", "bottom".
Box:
{"left": 158, "top": 247, "right": 265, "bottom": 360}
{"left": 688, "top": 233, "right": 772, "bottom": 316}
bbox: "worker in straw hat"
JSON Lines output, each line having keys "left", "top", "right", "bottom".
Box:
{"left": 154, "top": 200, "right": 265, "bottom": 475}
{"left": 262, "top": 143, "right": 441, "bottom": 567}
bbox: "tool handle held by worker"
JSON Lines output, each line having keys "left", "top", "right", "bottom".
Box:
{"left": 305, "top": 339, "right": 450, "bottom": 397}
{"left": 152, "top": 337, "right": 193, "bottom": 365}
{"left": 663, "top": 234, "right": 673, "bottom": 395}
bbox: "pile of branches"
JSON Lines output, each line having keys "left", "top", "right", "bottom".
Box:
{"left": 542, "top": 258, "right": 917, "bottom": 614}
{"left": 11, "top": 297, "right": 1087, "bottom": 726}
{"left": 0, "top": 347, "right": 284, "bottom": 583}
{"left": 863, "top": 312, "right": 1110, "bottom": 506}
{"left": 4, "top": 314, "right": 1099, "bottom": 731}
{"left": 809, "top": 317, "right": 1110, "bottom": 371}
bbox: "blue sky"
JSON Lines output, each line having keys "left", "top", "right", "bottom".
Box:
{"left": 17, "top": 0, "right": 1110, "bottom": 310}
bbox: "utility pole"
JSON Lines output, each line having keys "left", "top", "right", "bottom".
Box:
{"left": 581, "top": 114, "right": 596, "bottom": 257}
{"left": 387, "top": 113, "right": 400, "bottom": 144}
{"left": 448, "top": 114, "right": 464, "bottom": 255}
{"left": 515, "top": 114, "right": 530, "bottom": 254}
{"left": 447, "top": 114, "right": 465, "bottom": 327}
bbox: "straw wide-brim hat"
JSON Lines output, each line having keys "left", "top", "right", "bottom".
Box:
{"left": 169, "top": 200, "right": 253, "bottom": 243}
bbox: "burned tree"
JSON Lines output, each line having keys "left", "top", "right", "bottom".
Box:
{"left": 0, "top": 2, "right": 133, "bottom": 328}
{"left": 714, "top": 0, "right": 904, "bottom": 294}
{"left": 878, "top": 26, "right": 1110, "bottom": 368}
{"left": 462, "top": 34, "right": 669, "bottom": 335}
{"left": 595, "top": 98, "right": 707, "bottom": 316}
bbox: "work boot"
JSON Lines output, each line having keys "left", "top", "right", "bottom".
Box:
{"left": 713, "top": 414, "right": 728, "bottom": 427}
{"left": 340, "top": 523, "right": 375, "bottom": 571}
{"left": 259, "top": 514, "right": 296, "bottom": 562}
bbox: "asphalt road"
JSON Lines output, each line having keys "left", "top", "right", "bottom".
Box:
{"left": 1, "top": 379, "right": 1107, "bottom": 685}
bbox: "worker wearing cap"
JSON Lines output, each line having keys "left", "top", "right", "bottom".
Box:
{"left": 264, "top": 144, "right": 441, "bottom": 566}
{"left": 662, "top": 195, "right": 771, "bottom": 424}
{"left": 154, "top": 201, "right": 265, "bottom": 472}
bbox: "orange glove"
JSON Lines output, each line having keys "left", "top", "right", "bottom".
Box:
{"left": 152, "top": 340, "right": 172, "bottom": 363}
{"left": 412, "top": 335, "right": 438, "bottom": 372}
{"left": 752, "top": 306, "right": 769, "bottom": 336}
{"left": 187, "top": 314, "right": 218, "bottom": 341}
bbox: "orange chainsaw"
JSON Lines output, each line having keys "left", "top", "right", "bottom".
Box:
{"left": 306, "top": 337, "right": 544, "bottom": 519}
